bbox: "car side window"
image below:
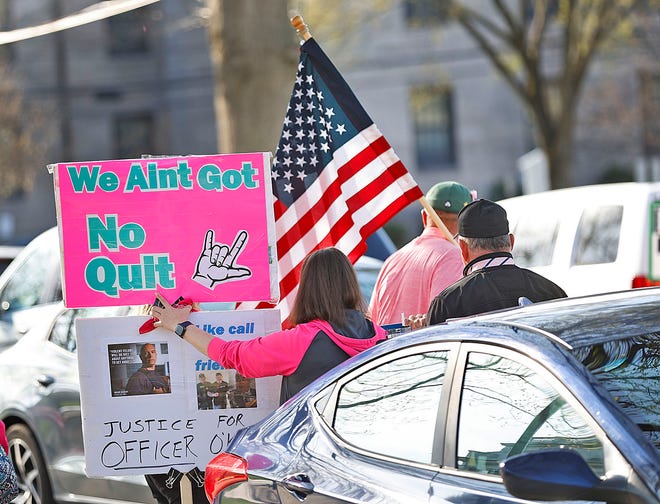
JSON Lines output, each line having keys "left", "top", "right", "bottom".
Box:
{"left": 510, "top": 212, "right": 558, "bottom": 267}
{"left": 333, "top": 351, "right": 449, "bottom": 464}
{"left": 50, "top": 310, "right": 77, "bottom": 353}
{"left": 457, "top": 352, "right": 604, "bottom": 476}
{"left": 49, "top": 307, "right": 129, "bottom": 353}
{"left": 0, "top": 244, "right": 56, "bottom": 312}
{"left": 573, "top": 334, "right": 660, "bottom": 450}
{"left": 572, "top": 205, "right": 622, "bottom": 265}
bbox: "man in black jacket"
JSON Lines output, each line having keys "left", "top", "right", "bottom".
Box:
{"left": 427, "top": 199, "right": 566, "bottom": 325}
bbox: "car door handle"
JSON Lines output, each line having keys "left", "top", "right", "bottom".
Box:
{"left": 282, "top": 474, "right": 314, "bottom": 495}
{"left": 36, "top": 374, "right": 55, "bottom": 387}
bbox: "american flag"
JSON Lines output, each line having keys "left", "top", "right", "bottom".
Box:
{"left": 259, "top": 37, "right": 422, "bottom": 321}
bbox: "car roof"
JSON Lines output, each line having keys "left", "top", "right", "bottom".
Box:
{"left": 499, "top": 181, "right": 660, "bottom": 207}
{"left": 354, "top": 255, "right": 384, "bottom": 269}
{"left": 359, "top": 288, "right": 660, "bottom": 363}
{"left": 446, "top": 287, "right": 660, "bottom": 349}
{"left": 0, "top": 245, "right": 24, "bottom": 258}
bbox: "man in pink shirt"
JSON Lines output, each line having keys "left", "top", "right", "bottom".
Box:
{"left": 368, "top": 181, "right": 474, "bottom": 326}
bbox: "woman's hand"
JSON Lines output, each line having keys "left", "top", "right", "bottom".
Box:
{"left": 150, "top": 292, "right": 193, "bottom": 332}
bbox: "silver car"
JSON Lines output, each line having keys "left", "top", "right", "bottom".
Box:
{"left": 205, "top": 288, "right": 660, "bottom": 504}
{"left": 0, "top": 227, "right": 155, "bottom": 504}
{"left": 0, "top": 301, "right": 156, "bottom": 504}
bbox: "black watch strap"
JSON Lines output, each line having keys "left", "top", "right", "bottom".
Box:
{"left": 174, "top": 321, "right": 194, "bottom": 339}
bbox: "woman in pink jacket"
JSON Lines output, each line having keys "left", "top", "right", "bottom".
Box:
{"left": 0, "top": 420, "right": 7, "bottom": 454}
{"left": 152, "top": 247, "right": 387, "bottom": 404}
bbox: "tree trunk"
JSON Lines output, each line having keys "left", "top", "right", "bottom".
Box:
{"left": 206, "top": 0, "right": 298, "bottom": 154}
{"left": 538, "top": 110, "right": 577, "bottom": 190}
{"left": 543, "top": 131, "right": 572, "bottom": 189}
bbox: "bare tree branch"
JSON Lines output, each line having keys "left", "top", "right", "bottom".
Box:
{"left": 447, "top": 0, "right": 654, "bottom": 188}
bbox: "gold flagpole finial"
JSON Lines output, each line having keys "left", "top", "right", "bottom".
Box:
{"left": 290, "top": 15, "right": 312, "bottom": 41}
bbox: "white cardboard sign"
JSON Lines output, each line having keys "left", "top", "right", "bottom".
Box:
{"left": 77, "top": 309, "right": 282, "bottom": 477}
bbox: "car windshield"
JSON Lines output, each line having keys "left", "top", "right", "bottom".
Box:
{"left": 571, "top": 334, "right": 659, "bottom": 450}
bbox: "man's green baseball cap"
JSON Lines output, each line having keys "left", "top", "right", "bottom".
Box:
{"left": 425, "top": 181, "right": 472, "bottom": 214}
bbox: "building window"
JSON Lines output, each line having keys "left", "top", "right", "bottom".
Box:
{"left": 108, "top": 6, "right": 151, "bottom": 55}
{"left": 114, "top": 113, "right": 154, "bottom": 159}
{"left": 410, "top": 85, "right": 456, "bottom": 170}
{"left": 403, "top": 0, "right": 448, "bottom": 26}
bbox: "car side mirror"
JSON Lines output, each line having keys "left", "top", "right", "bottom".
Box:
{"left": 500, "top": 449, "right": 639, "bottom": 504}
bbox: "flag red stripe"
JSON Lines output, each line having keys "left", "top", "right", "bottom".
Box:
{"left": 360, "top": 189, "right": 422, "bottom": 237}
{"left": 345, "top": 190, "right": 420, "bottom": 261}
{"left": 278, "top": 210, "right": 359, "bottom": 297}
{"left": 335, "top": 135, "right": 391, "bottom": 180}
{"left": 276, "top": 185, "right": 420, "bottom": 304}
{"left": 273, "top": 199, "right": 287, "bottom": 220}
{"left": 276, "top": 161, "right": 419, "bottom": 281}
{"left": 344, "top": 159, "right": 414, "bottom": 210}
{"left": 276, "top": 133, "right": 393, "bottom": 259}
{"left": 276, "top": 177, "right": 345, "bottom": 260}
{"left": 274, "top": 192, "right": 406, "bottom": 316}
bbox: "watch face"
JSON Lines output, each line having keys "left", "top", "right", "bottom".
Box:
{"left": 176, "top": 321, "right": 192, "bottom": 337}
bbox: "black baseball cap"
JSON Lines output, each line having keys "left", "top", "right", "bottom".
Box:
{"left": 457, "top": 199, "right": 509, "bottom": 238}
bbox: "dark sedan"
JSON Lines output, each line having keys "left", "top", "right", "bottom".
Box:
{"left": 205, "top": 288, "right": 660, "bottom": 504}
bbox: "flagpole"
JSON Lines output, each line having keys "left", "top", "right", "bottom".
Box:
{"left": 291, "top": 15, "right": 312, "bottom": 41}
{"left": 289, "top": 15, "right": 456, "bottom": 247}
{"left": 419, "top": 196, "right": 457, "bottom": 245}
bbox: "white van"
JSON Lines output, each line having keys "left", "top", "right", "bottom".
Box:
{"left": 498, "top": 182, "right": 660, "bottom": 296}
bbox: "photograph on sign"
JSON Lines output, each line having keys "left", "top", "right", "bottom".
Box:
{"left": 108, "top": 342, "right": 172, "bottom": 397}
{"left": 194, "top": 369, "right": 256, "bottom": 410}
{"left": 50, "top": 153, "right": 278, "bottom": 308}
{"left": 76, "top": 309, "right": 282, "bottom": 477}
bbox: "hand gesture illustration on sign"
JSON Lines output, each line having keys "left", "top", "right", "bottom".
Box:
{"left": 192, "top": 229, "right": 252, "bottom": 289}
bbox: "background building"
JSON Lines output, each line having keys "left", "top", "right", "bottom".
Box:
{"left": 1, "top": 0, "right": 216, "bottom": 244}
{"left": 1, "top": 0, "right": 658, "bottom": 245}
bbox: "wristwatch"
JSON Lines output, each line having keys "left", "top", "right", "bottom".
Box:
{"left": 174, "top": 321, "right": 194, "bottom": 339}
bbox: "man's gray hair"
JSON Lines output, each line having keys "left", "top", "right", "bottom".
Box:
{"left": 460, "top": 234, "right": 511, "bottom": 252}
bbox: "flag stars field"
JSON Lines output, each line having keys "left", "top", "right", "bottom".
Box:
{"left": 272, "top": 61, "right": 343, "bottom": 201}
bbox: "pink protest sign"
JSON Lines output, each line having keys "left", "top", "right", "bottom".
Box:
{"left": 52, "top": 153, "right": 278, "bottom": 308}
